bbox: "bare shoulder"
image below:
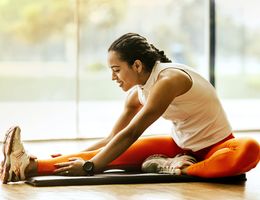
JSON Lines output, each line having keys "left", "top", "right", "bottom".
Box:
{"left": 156, "top": 68, "right": 193, "bottom": 97}
{"left": 158, "top": 67, "right": 192, "bottom": 81}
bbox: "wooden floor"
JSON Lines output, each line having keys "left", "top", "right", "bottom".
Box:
{"left": 0, "top": 132, "right": 259, "bottom": 200}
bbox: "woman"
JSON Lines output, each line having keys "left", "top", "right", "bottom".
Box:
{"left": 1, "top": 33, "right": 259, "bottom": 184}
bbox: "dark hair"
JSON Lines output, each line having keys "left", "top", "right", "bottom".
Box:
{"left": 108, "top": 33, "right": 172, "bottom": 72}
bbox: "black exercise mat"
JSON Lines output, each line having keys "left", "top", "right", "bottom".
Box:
{"left": 25, "top": 172, "right": 246, "bottom": 187}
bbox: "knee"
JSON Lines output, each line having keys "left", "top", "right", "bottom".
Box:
{"left": 243, "top": 138, "right": 259, "bottom": 154}
{"left": 239, "top": 138, "right": 260, "bottom": 164}
{"left": 223, "top": 139, "right": 260, "bottom": 174}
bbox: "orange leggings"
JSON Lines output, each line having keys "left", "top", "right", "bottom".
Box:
{"left": 37, "top": 134, "right": 260, "bottom": 178}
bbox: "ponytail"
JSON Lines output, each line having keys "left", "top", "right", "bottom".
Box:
{"left": 150, "top": 44, "right": 172, "bottom": 63}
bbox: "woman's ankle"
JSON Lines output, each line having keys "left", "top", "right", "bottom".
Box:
{"left": 25, "top": 159, "right": 38, "bottom": 178}
{"left": 181, "top": 167, "right": 188, "bottom": 175}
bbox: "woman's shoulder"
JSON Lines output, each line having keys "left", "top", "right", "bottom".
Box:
{"left": 155, "top": 68, "right": 193, "bottom": 98}
{"left": 158, "top": 62, "right": 193, "bottom": 71}
{"left": 157, "top": 63, "right": 192, "bottom": 81}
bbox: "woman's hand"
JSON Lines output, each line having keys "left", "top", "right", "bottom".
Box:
{"left": 51, "top": 153, "right": 62, "bottom": 158}
{"left": 54, "top": 157, "right": 87, "bottom": 176}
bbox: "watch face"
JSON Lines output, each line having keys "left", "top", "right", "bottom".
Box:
{"left": 83, "top": 161, "right": 94, "bottom": 174}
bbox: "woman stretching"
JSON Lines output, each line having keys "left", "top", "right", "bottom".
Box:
{"left": 1, "top": 33, "right": 259, "bottom": 184}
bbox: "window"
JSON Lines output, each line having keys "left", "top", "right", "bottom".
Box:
{"left": 0, "top": 0, "right": 211, "bottom": 140}
{"left": 216, "top": 0, "right": 260, "bottom": 131}
{"left": 78, "top": 0, "right": 208, "bottom": 138}
{"left": 0, "top": 0, "right": 76, "bottom": 139}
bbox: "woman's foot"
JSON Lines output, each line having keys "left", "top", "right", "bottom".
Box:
{"left": 141, "top": 153, "right": 197, "bottom": 175}
{"left": 0, "top": 126, "right": 31, "bottom": 184}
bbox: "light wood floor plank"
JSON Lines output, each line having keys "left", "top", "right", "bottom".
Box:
{"left": 0, "top": 132, "right": 259, "bottom": 200}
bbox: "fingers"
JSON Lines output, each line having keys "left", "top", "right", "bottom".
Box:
{"left": 51, "top": 153, "right": 62, "bottom": 158}
{"left": 54, "top": 162, "right": 71, "bottom": 175}
{"left": 54, "top": 167, "right": 71, "bottom": 175}
{"left": 53, "top": 158, "right": 85, "bottom": 176}
{"left": 54, "top": 157, "right": 81, "bottom": 168}
{"left": 53, "top": 159, "right": 76, "bottom": 175}
{"left": 54, "top": 161, "right": 72, "bottom": 168}
{"left": 68, "top": 157, "right": 82, "bottom": 161}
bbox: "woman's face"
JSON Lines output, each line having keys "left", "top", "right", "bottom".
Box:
{"left": 107, "top": 51, "right": 142, "bottom": 91}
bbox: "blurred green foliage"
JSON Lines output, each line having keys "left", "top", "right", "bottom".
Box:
{"left": 0, "top": 0, "right": 259, "bottom": 101}
{"left": 0, "top": 0, "right": 124, "bottom": 44}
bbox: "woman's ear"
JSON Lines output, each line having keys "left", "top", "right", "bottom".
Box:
{"left": 133, "top": 60, "right": 143, "bottom": 73}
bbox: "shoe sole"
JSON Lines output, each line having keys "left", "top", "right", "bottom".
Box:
{"left": 1, "top": 126, "right": 20, "bottom": 184}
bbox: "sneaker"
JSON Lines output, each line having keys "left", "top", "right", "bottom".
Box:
{"left": 1, "top": 126, "right": 30, "bottom": 184}
{"left": 141, "top": 153, "right": 197, "bottom": 175}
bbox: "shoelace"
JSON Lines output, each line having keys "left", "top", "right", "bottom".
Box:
{"left": 158, "top": 155, "right": 197, "bottom": 175}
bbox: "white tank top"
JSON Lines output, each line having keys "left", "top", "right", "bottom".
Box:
{"left": 137, "top": 62, "right": 232, "bottom": 151}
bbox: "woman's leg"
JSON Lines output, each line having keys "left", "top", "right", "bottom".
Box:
{"left": 186, "top": 137, "right": 260, "bottom": 178}
{"left": 36, "top": 135, "right": 184, "bottom": 175}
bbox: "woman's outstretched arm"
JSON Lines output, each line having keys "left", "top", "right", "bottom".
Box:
{"left": 53, "top": 69, "right": 191, "bottom": 175}
{"left": 91, "top": 70, "right": 192, "bottom": 172}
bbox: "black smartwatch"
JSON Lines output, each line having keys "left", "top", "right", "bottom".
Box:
{"left": 82, "top": 160, "right": 95, "bottom": 176}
